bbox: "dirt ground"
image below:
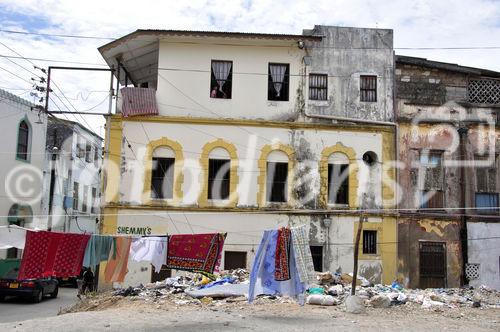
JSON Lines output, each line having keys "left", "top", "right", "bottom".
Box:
{"left": 0, "top": 295, "right": 498, "bottom": 332}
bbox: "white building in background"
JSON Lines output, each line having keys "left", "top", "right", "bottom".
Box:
{"left": 41, "top": 117, "right": 103, "bottom": 234}
{"left": 0, "top": 88, "right": 47, "bottom": 260}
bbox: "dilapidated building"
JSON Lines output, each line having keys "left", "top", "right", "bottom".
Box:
{"left": 395, "top": 55, "right": 500, "bottom": 289}
{"left": 98, "top": 26, "right": 398, "bottom": 288}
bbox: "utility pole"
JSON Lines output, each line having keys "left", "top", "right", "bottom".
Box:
{"left": 351, "top": 194, "right": 367, "bottom": 295}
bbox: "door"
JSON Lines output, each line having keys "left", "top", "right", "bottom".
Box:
{"left": 419, "top": 241, "right": 446, "bottom": 288}
{"left": 151, "top": 265, "right": 171, "bottom": 283}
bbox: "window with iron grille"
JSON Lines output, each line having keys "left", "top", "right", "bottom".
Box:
{"left": 420, "top": 151, "right": 444, "bottom": 208}
{"left": 328, "top": 163, "right": 349, "bottom": 204}
{"left": 363, "top": 230, "right": 377, "bottom": 254}
{"left": 210, "top": 60, "right": 233, "bottom": 99}
{"left": 17, "top": 120, "right": 29, "bottom": 161}
{"left": 467, "top": 79, "right": 500, "bottom": 105}
{"left": 151, "top": 157, "right": 175, "bottom": 199}
{"left": 208, "top": 159, "right": 230, "bottom": 200}
{"left": 266, "top": 162, "right": 288, "bottom": 202}
{"left": 309, "top": 74, "right": 328, "bottom": 100}
{"left": 360, "top": 75, "right": 377, "bottom": 102}
{"left": 474, "top": 155, "right": 498, "bottom": 214}
{"left": 73, "top": 182, "right": 79, "bottom": 211}
{"left": 268, "top": 63, "right": 290, "bottom": 101}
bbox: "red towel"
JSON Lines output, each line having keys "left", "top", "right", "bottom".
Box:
{"left": 166, "top": 233, "right": 225, "bottom": 274}
{"left": 18, "top": 231, "right": 90, "bottom": 280}
{"left": 275, "top": 227, "right": 291, "bottom": 281}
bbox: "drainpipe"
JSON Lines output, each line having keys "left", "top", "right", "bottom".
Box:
{"left": 458, "top": 126, "right": 469, "bottom": 286}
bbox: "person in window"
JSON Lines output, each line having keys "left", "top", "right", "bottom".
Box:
{"left": 211, "top": 86, "right": 218, "bottom": 98}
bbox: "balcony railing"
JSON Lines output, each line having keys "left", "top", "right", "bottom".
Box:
{"left": 120, "top": 87, "right": 158, "bottom": 117}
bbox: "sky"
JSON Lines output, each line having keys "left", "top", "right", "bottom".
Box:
{"left": 0, "top": 0, "right": 499, "bottom": 135}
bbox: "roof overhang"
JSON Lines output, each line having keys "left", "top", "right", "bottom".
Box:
{"left": 98, "top": 29, "right": 322, "bottom": 86}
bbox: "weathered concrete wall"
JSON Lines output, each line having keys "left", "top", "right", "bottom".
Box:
{"left": 304, "top": 26, "right": 394, "bottom": 122}
{"left": 397, "top": 217, "right": 462, "bottom": 288}
{"left": 467, "top": 221, "right": 500, "bottom": 290}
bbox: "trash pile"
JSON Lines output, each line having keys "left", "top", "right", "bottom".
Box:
{"left": 72, "top": 269, "right": 499, "bottom": 312}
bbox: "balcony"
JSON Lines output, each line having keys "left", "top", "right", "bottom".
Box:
{"left": 119, "top": 87, "right": 159, "bottom": 117}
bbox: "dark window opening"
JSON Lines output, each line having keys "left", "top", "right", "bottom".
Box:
{"left": 328, "top": 164, "right": 349, "bottom": 204}
{"left": 151, "top": 157, "right": 175, "bottom": 199}
{"left": 224, "top": 251, "right": 247, "bottom": 270}
{"left": 210, "top": 60, "right": 233, "bottom": 99}
{"left": 91, "top": 187, "right": 97, "bottom": 214}
{"left": 310, "top": 246, "right": 323, "bottom": 272}
{"left": 208, "top": 159, "right": 230, "bottom": 200}
{"left": 420, "top": 151, "right": 444, "bottom": 209}
{"left": 94, "top": 148, "right": 99, "bottom": 167}
{"left": 360, "top": 75, "right": 377, "bottom": 102}
{"left": 362, "top": 151, "right": 378, "bottom": 166}
{"left": 85, "top": 143, "right": 92, "bottom": 163}
{"left": 309, "top": 73, "right": 328, "bottom": 100}
{"left": 82, "top": 185, "right": 89, "bottom": 213}
{"left": 17, "top": 120, "right": 29, "bottom": 160}
{"left": 73, "top": 182, "right": 79, "bottom": 211}
{"left": 363, "top": 230, "right": 377, "bottom": 254}
{"left": 268, "top": 63, "right": 290, "bottom": 101}
{"left": 266, "top": 162, "right": 288, "bottom": 203}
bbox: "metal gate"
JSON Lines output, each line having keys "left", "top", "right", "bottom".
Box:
{"left": 419, "top": 241, "right": 446, "bottom": 289}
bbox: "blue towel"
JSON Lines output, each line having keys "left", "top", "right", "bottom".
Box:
{"left": 83, "top": 235, "right": 114, "bottom": 269}
{"left": 248, "top": 230, "right": 305, "bottom": 304}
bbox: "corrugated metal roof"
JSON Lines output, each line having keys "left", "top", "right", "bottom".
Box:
{"left": 396, "top": 55, "right": 500, "bottom": 78}
{"left": 99, "top": 29, "right": 321, "bottom": 53}
{"left": 0, "top": 88, "right": 36, "bottom": 108}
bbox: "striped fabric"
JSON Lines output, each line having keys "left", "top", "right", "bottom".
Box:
{"left": 120, "top": 87, "right": 158, "bottom": 117}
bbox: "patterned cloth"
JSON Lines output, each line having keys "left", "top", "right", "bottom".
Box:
{"left": 275, "top": 227, "right": 291, "bottom": 281}
{"left": 248, "top": 230, "right": 306, "bottom": 304}
{"left": 291, "top": 225, "right": 316, "bottom": 285}
{"left": 83, "top": 235, "right": 115, "bottom": 270}
{"left": 104, "top": 237, "right": 132, "bottom": 283}
{"left": 166, "top": 233, "right": 225, "bottom": 274}
{"left": 18, "top": 231, "right": 90, "bottom": 280}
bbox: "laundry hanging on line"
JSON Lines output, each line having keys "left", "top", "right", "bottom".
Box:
{"left": 83, "top": 234, "right": 115, "bottom": 270}
{"left": 129, "top": 236, "right": 169, "bottom": 273}
{"left": 105, "top": 236, "right": 132, "bottom": 283}
{"left": 18, "top": 230, "right": 90, "bottom": 280}
{"left": 248, "top": 225, "right": 315, "bottom": 305}
{"left": 0, "top": 225, "right": 27, "bottom": 250}
{"left": 166, "top": 233, "right": 226, "bottom": 274}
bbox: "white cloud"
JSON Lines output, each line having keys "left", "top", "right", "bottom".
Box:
{"left": 0, "top": 0, "right": 499, "bottom": 134}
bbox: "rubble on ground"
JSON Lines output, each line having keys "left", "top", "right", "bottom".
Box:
{"left": 61, "top": 269, "right": 500, "bottom": 315}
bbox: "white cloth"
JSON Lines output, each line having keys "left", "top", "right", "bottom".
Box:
{"left": 129, "top": 237, "right": 168, "bottom": 273}
{"left": 0, "top": 225, "right": 27, "bottom": 249}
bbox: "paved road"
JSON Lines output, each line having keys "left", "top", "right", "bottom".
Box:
{"left": 0, "top": 287, "right": 78, "bottom": 323}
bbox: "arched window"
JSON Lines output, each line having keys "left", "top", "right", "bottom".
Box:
{"left": 207, "top": 147, "right": 231, "bottom": 200}
{"left": 327, "top": 152, "right": 350, "bottom": 205}
{"left": 266, "top": 150, "right": 289, "bottom": 203}
{"left": 257, "top": 143, "right": 295, "bottom": 207}
{"left": 17, "top": 120, "right": 30, "bottom": 161}
{"left": 320, "top": 143, "right": 359, "bottom": 208}
{"left": 142, "top": 137, "right": 184, "bottom": 205}
{"left": 151, "top": 146, "right": 176, "bottom": 199}
{"left": 199, "top": 139, "right": 239, "bottom": 207}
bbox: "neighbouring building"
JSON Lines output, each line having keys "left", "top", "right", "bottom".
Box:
{"left": 0, "top": 89, "right": 47, "bottom": 261}
{"left": 41, "top": 117, "right": 103, "bottom": 234}
{"left": 395, "top": 55, "right": 500, "bottom": 290}
{"left": 97, "top": 26, "right": 397, "bottom": 287}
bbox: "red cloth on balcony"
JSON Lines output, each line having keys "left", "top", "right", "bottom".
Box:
{"left": 275, "top": 227, "right": 291, "bottom": 281}
{"left": 120, "top": 87, "right": 158, "bottom": 117}
{"left": 166, "top": 233, "right": 225, "bottom": 274}
{"left": 18, "top": 231, "right": 90, "bottom": 279}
